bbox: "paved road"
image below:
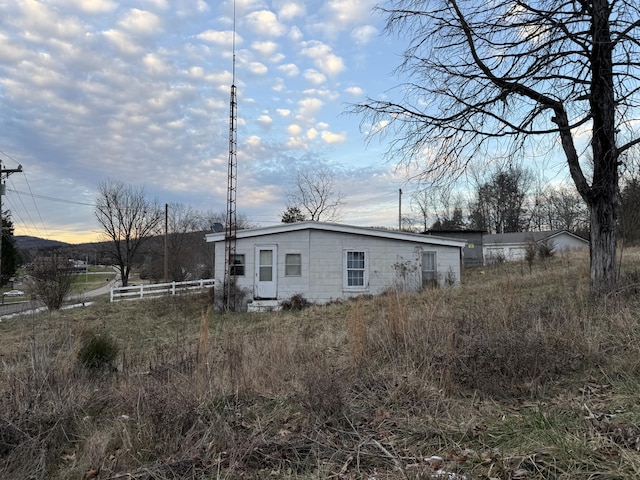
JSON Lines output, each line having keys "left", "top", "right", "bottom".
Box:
{"left": 0, "top": 268, "right": 120, "bottom": 319}
{"left": 0, "top": 299, "right": 42, "bottom": 317}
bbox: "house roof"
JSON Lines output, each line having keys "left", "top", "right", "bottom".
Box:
{"left": 205, "top": 221, "right": 467, "bottom": 248}
{"left": 484, "top": 230, "right": 589, "bottom": 245}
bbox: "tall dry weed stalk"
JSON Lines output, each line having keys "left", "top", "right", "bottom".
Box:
{"left": 222, "top": 333, "right": 245, "bottom": 395}
{"left": 385, "top": 291, "right": 409, "bottom": 351}
{"left": 346, "top": 297, "right": 367, "bottom": 364}
{"left": 197, "top": 306, "right": 210, "bottom": 371}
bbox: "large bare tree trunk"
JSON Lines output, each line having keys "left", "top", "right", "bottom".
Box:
{"left": 589, "top": 196, "right": 617, "bottom": 293}
{"left": 587, "top": 0, "right": 618, "bottom": 293}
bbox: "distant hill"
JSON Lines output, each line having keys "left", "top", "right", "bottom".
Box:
{"left": 14, "top": 236, "right": 71, "bottom": 251}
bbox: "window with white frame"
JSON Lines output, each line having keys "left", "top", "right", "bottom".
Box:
{"left": 285, "top": 253, "right": 301, "bottom": 276}
{"left": 344, "top": 250, "right": 367, "bottom": 289}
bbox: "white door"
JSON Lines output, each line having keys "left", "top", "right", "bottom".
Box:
{"left": 254, "top": 245, "right": 277, "bottom": 299}
{"left": 422, "top": 251, "right": 437, "bottom": 288}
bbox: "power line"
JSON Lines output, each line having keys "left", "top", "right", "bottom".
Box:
{"left": 6, "top": 188, "right": 95, "bottom": 207}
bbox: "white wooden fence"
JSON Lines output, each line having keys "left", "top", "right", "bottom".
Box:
{"left": 110, "top": 279, "right": 216, "bottom": 302}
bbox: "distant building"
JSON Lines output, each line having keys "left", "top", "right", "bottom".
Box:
{"left": 423, "top": 230, "right": 486, "bottom": 268}
{"left": 483, "top": 230, "right": 589, "bottom": 262}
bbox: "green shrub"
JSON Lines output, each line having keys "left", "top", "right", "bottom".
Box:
{"left": 78, "top": 332, "right": 119, "bottom": 370}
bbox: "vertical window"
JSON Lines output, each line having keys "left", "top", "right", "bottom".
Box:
{"left": 259, "top": 249, "right": 273, "bottom": 281}
{"left": 344, "top": 250, "right": 367, "bottom": 288}
{"left": 285, "top": 254, "right": 301, "bottom": 276}
{"left": 230, "top": 254, "right": 245, "bottom": 276}
{"left": 422, "top": 251, "right": 437, "bottom": 288}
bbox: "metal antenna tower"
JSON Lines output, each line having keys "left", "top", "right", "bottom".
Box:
{"left": 223, "top": 0, "right": 238, "bottom": 311}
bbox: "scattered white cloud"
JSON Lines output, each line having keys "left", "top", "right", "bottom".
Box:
{"left": 272, "top": 78, "right": 285, "bottom": 91}
{"left": 197, "top": 30, "right": 241, "bottom": 46}
{"left": 324, "top": 0, "right": 377, "bottom": 32}
{"left": 246, "top": 135, "right": 262, "bottom": 147}
{"left": 143, "top": 53, "right": 172, "bottom": 76}
{"left": 258, "top": 114, "right": 273, "bottom": 127}
{"left": 288, "top": 26, "right": 303, "bottom": 42}
{"left": 247, "top": 61, "right": 268, "bottom": 75}
{"left": 351, "top": 25, "right": 377, "bottom": 46}
{"left": 321, "top": 130, "right": 347, "bottom": 144}
{"left": 287, "top": 124, "right": 302, "bottom": 136}
{"left": 245, "top": 10, "right": 287, "bottom": 37}
{"left": 0, "top": 0, "right": 414, "bottom": 241}
{"left": 143, "top": 0, "right": 170, "bottom": 11}
{"left": 60, "top": 0, "right": 119, "bottom": 14}
{"left": 278, "top": 63, "right": 299, "bottom": 76}
{"left": 118, "top": 8, "right": 163, "bottom": 36}
{"left": 277, "top": 1, "right": 305, "bottom": 20}
{"left": 251, "top": 40, "right": 279, "bottom": 57}
{"left": 344, "top": 86, "right": 364, "bottom": 96}
{"left": 303, "top": 69, "right": 326, "bottom": 85}
{"left": 300, "top": 41, "right": 345, "bottom": 77}
{"left": 296, "top": 97, "right": 324, "bottom": 123}
{"left": 302, "top": 88, "right": 339, "bottom": 101}
{"left": 103, "top": 29, "right": 145, "bottom": 56}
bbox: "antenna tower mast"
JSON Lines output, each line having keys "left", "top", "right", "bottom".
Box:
{"left": 223, "top": 0, "right": 238, "bottom": 311}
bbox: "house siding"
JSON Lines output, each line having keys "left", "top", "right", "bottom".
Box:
{"left": 210, "top": 223, "right": 463, "bottom": 305}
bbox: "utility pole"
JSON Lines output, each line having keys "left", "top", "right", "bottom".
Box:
{"left": 164, "top": 203, "right": 169, "bottom": 283}
{"left": 0, "top": 160, "right": 23, "bottom": 300}
{"left": 398, "top": 188, "right": 402, "bottom": 230}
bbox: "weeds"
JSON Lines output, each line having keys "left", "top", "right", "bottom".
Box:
{"left": 2, "top": 251, "right": 640, "bottom": 478}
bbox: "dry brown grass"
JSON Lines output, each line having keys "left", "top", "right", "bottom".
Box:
{"left": 2, "top": 249, "right": 640, "bottom": 478}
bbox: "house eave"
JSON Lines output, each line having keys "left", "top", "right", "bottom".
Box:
{"left": 205, "top": 221, "right": 466, "bottom": 248}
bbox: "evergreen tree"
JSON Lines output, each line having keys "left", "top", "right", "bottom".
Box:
{"left": 281, "top": 206, "right": 307, "bottom": 223}
{"left": 1, "top": 212, "right": 20, "bottom": 286}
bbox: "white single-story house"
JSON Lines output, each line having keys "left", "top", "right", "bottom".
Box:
{"left": 205, "top": 221, "right": 466, "bottom": 307}
{"left": 483, "top": 230, "right": 589, "bottom": 262}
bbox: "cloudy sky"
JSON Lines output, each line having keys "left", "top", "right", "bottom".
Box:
{"left": 0, "top": 0, "right": 420, "bottom": 244}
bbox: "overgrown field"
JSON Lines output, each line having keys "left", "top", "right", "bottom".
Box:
{"left": 3, "top": 249, "right": 640, "bottom": 479}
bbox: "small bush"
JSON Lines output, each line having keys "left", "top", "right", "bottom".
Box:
{"left": 281, "top": 293, "right": 311, "bottom": 311}
{"left": 78, "top": 332, "right": 120, "bottom": 370}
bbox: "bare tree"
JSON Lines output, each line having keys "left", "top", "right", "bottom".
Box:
{"left": 141, "top": 203, "right": 209, "bottom": 282}
{"left": 411, "top": 189, "right": 433, "bottom": 232}
{"left": 354, "top": 0, "right": 640, "bottom": 292}
{"left": 546, "top": 187, "right": 590, "bottom": 234}
{"left": 165, "top": 203, "right": 204, "bottom": 281}
{"left": 468, "top": 166, "right": 532, "bottom": 233}
{"left": 619, "top": 176, "right": 640, "bottom": 245}
{"left": 412, "top": 187, "right": 466, "bottom": 231}
{"left": 95, "top": 180, "right": 163, "bottom": 287}
{"left": 286, "top": 168, "right": 344, "bottom": 222}
{"left": 30, "top": 253, "right": 74, "bottom": 310}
